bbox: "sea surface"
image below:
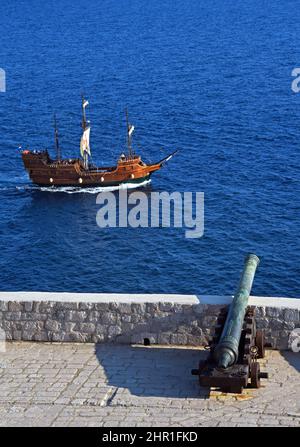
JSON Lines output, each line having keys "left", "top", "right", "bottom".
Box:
{"left": 0, "top": 0, "right": 299, "bottom": 297}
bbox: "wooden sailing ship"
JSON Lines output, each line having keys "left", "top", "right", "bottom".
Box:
{"left": 21, "top": 97, "right": 177, "bottom": 188}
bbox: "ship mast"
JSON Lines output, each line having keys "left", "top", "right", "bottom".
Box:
{"left": 81, "top": 94, "right": 87, "bottom": 131}
{"left": 53, "top": 114, "right": 61, "bottom": 162}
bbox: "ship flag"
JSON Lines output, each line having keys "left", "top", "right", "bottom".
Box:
{"left": 128, "top": 124, "right": 134, "bottom": 137}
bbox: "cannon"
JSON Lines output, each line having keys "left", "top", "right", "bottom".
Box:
{"left": 192, "top": 254, "right": 268, "bottom": 394}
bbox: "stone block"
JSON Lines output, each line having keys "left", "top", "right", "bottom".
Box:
{"left": 202, "top": 315, "right": 218, "bottom": 327}
{"left": 176, "top": 324, "right": 188, "bottom": 334}
{"left": 45, "top": 320, "right": 61, "bottom": 332}
{"left": 88, "top": 310, "right": 100, "bottom": 323}
{"left": 78, "top": 323, "right": 96, "bottom": 334}
{"left": 65, "top": 311, "right": 87, "bottom": 322}
{"left": 8, "top": 302, "right": 23, "bottom": 312}
{"left": 282, "top": 321, "right": 295, "bottom": 331}
{"left": 146, "top": 303, "right": 160, "bottom": 314}
{"left": 23, "top": 321, "right": 44, "bottom": 331}
{"left": 22, "top": 330, "right": 35, "bottom": 341}
{"left": 202, "top": 328, "right": 212, "bottom": 337}
{"left": 108, "top": 325, "right": 122, "bottom": 337}
{"left": 206, "top": 304, "right": 224, "bottom": 315}
{"left": 131, "top": 313, "right": 144, "bottom": 324}
{"left": 173, "top": 304, "right": 183, "bottom": 314}
{"left": 269, "top": 319, "right": 283, "bottom": 330}
{"left": 131, "top": 303, "right": 146, "bottom": 314}
{"left": 33, "top": 302, "right": 40, "bottom": 312}
{"left": 266, "top": 307, "right": 281, "bottom": 318}
{"left": 50, "top": 332, "right": 66, "bottom": 342}
{"left": 1, "top": 321, "right": 12, "bottom": 331}
{"left": 187, "top": 334, "right": 206, "bottom": 346}
{"left": 255, "top": 306, "right": 266, "bottom": 318}
{"left": 91, "top": 334, "right": 105, "bottom": 343}
{"left": 0, "top": 301, "right": 8, "bottom": 312}
{"left": 158, "top": 333, "right": 171, "bottom": 344}
{"left": 192, "top": 304, "right": 206, "bottom": 315}
{"left": 24, "top": 302, "right": 33, "bottom": 312}
{"left": 34, "top": 331, "right": 49, "bottom": 341}
{"left": 55, "top": 302, "right": 78, "bottom": 311}
{"left": 69, "top": 332, "right": 90, "bottom": 342}
{"left": 191, "top": 325, "right": 203, "bottom": 336}
{"left": 0, "top": 302, "right": 8, "bottom": 311}
{"left": 54, "top": 310, "right": 66, "bottom": 321}
{"left": 38, "top": 301, "right": 56, "bottom": 312}
{"left": 96, "top": 324, "right": 107, "bottom": 335}
{"left": 159, "top": 302, "right": 174, "bottom": 312}
{"left": 256, "top": 318, "right": 270, "bottom": 329}
{"left": 121, "top": 322, "right": 134, "bottom": 332}
{"left": 64, "top": 322, "right": 76, "bottom": 332}
{"left": 101, "top": 312, "right": 117, "bottom": 325}
{"left": 94, "top": 303, "right": 110, "bottom": 311}
{"left": 5, "top": 312, "right": 22, "bottom": 321}
{"left": 12, "top": 330, "right": 22, "bottom": 340}
{"left": 114, "top": 303, "right": 132, "bottom": 314}
{"left": 171, "top": 333, "right": 188, "bottom": 345}
{"left": 79, "top": 302, "right": 94, "bottom": 310}
{"left": 150, "top": 318, "right": 171, "bottom": 332}
{"left": 284, "top": 308, "right": 299, "bottom": 323}
{"left": 182, "top": 304, "right": 194, "bottom": 315}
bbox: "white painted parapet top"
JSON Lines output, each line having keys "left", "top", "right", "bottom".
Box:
{"left": 0, "top": 292, "right": 299, "bottom": 308}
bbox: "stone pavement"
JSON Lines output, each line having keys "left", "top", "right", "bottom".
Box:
{"left": 0, "top": 342, "right": 299, "bottom": 427}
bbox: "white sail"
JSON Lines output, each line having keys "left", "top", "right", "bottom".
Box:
{"left": 80, "top": 126, "right": 91, "bottom": 157}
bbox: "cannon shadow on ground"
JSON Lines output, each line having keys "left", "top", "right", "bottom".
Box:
{"left": 94, "top": 344, "right": 210, "bottom": 399}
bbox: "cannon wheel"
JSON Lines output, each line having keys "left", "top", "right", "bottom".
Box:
{"left": 250, "top": 362, "right": 261, "bottom": 388}
{"left": 255, "top": 330, "right": 265, "bottom": 358}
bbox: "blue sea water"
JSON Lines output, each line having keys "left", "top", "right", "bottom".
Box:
{"left": 0, "top": 0, "right": 299, "bottom": 297}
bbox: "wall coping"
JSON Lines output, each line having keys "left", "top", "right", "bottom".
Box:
{"left": 0, "top": 292, "right": 299, "bottom": 309}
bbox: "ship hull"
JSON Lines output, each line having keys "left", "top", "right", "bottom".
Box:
{"left": 21, "top": 151, "right": 162, "bottom": 189}
{"left": 35, "top": 175, "right": 151, "bottom": 188}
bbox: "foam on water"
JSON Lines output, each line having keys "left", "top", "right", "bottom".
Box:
{"left": 30, "top": 179, "right": 151, "bottom": 194}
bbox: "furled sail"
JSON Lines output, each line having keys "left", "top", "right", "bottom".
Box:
{"left": 128, "top": 124, "right": 134, "bottom": 137}
{"left": 80, "top": 126, "right": 91, "bottom": 157}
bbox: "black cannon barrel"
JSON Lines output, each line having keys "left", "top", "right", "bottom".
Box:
{"left": 213, "top": 254, "right": 260, "bottom": 369}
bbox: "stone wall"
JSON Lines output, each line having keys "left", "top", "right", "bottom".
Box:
{"left": 0, "top": 293, "right": 299, "bottom": 349}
